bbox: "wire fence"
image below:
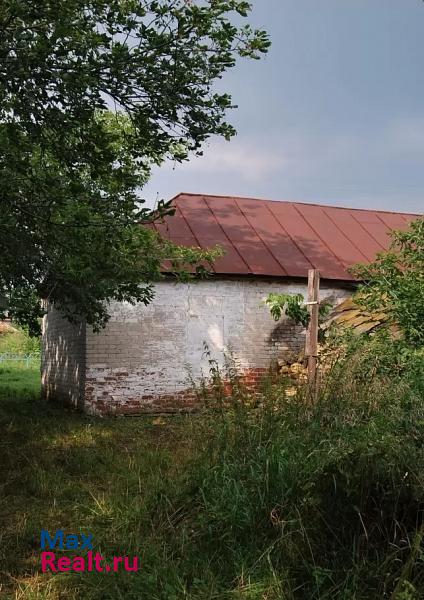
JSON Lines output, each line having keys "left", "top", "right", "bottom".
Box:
{"left": 0, "top": 353, "right": 40, "bottom": 368}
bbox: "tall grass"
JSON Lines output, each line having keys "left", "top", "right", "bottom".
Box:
{"left": 0, "top": 327, "right": 40, "bottom": 356}
{"left": 0, "top": 325, "right": 40, "bottom": 394}
{"left": 150, "top": 339, "right": 424, "bottom": 599}
{"left": 0, "top": 385, "right": 194, "bottom": 600}
{"left": 0, "top": 362, "right": 40, "bottom": 394}
{"left": 0, "top": 335, "right": 423, "bottom": 599}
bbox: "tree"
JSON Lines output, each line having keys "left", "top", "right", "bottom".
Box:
{"left": 352, "top": 218, "right": 424, "bottom": 346}
{"left": 0, "top": 0, "right": 269, "bottom": 333}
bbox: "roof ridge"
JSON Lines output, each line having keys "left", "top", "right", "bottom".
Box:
{"left": 172, "top": 192, "right": 421, "bottom": 217}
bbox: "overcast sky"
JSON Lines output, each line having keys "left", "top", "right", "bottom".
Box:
{"left": 143, "top": 0, "right": 424, "bottom": 213}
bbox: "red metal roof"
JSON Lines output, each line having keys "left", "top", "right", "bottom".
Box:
{"left": 152, "top": 193, "right": 421, "bottom": 281}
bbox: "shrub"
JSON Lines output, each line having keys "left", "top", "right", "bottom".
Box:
{"left": 352, "top": 218, "right": 424, "bottom": 346}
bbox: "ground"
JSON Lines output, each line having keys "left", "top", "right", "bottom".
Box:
{"left": 0, "top": 364, "right": 192, "bottom": 599}
{"left": 1, "top": 354, "right": 423, "bottom": 599}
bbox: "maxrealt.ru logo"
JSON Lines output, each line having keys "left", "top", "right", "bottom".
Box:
{"left": 40, "top": 530, "right": 139, "bottom": 573}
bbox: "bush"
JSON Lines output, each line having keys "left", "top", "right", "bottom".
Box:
{"left": 352, "top": 218, "right": 424, "bottom": 346}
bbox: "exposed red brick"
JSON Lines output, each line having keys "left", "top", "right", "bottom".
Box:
{"left": 84, "top": 367, "right": 270, "bottom": 416}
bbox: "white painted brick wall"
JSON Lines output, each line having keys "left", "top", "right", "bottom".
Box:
{"left": 41, "top": 304, "right": 85, "bottom": 409}
{"left": 85, "top": 278, "right": 352, "bottom": 413}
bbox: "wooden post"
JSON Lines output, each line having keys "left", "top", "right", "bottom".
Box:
{"left": 305, "top": 269, "right": 320, "bottom": 393}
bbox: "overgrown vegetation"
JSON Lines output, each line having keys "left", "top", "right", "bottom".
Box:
{"left": 353, "top": 218, "right": 423, "bottom": 346}
{"left": 166, "top": 338, "right": 424, "bottom": 599}
{"left": 0, "top": 325, "right": 40, "bottom": 356}
{"left": 1, "top": 331, "right": 423, "bottom": 599}
{"left": 0, "top": 377, "right": 194, "bottom": 599}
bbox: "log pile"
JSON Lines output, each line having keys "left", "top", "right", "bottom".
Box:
{"left": 276, "top": 296, "right": 400, "bottom": 393}
{"left": 277, "top": 348, "right": 308, "bottom": 384}
{"left": 322, "top": 297, "right": 401, "bottom": 338}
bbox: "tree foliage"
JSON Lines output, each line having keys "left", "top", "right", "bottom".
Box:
{"left": 0, "top": 0, "right": 269, "bottom": 333}
{"left": 265, "top": 292, "right": 332, "bottom": 329}
{"left": 265, "top": 293, "right": 310, "bottom": 327}
{"left": 352, "top": 218, "right": 424, "bottom": 346}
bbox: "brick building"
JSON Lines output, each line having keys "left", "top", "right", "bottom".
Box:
{"left": 41, "top": 194, "right": 417, "bottom": 415}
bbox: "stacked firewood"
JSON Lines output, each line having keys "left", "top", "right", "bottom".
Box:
{"left": 322, "top": 297, "right": 400, "bottom": 338}
{"left": 276, "top": 296, "right": 400, "bottom": 389}
{"left": 277, "top": 349, "right": 308, "bottom": 383}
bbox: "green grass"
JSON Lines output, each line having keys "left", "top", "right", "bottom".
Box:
{"left": 0, "top": 363, "right": 40, "bottom": 394}
{"left": 0, "top": 339, "right": 423, "bottom": 599}
{"left": 0, "top": 371, "right": 195, "bottom": 600}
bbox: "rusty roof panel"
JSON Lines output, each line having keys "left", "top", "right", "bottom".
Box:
{"left": 205, "top": 239, "right": 251, "bottom": 274}
{"left": 156, "top": 194, "right": 420, "bottom": 281}
{"left": 377, "top": 212, "right": 410, "bottom": 231}
{"left": 403, "top": 214, "right": 419, "bottom": 224}
{"left": 205, "top": 195, "right": 258, "bottom": 242}
{"left": 161, "top": 234, "right": 200, "bottom": 249}
{"left": 206, "top": 195, "right": 285, "bottom": 275}
{"left": 176, "top": 194, "right": 228, "bottom": 243}
{"left": 351, "top": 211, "right": 393, "bottom": 250}
{"left": 267, "top": 201, "right": 349, "bottom": 279}
{"left": 295, "top": 203, "right": 369, "bottom": 267}
{"left": 236, "top": 197, "right": 311, "bottom": 276}
{"left": 322, "top": 207, "right": 383, "bottom": 263}
{"left": 232, "top": 240, "right": 286, "bottom": 276}
{"left": 154, "top": 205, "right": 194, "bottom": 240}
